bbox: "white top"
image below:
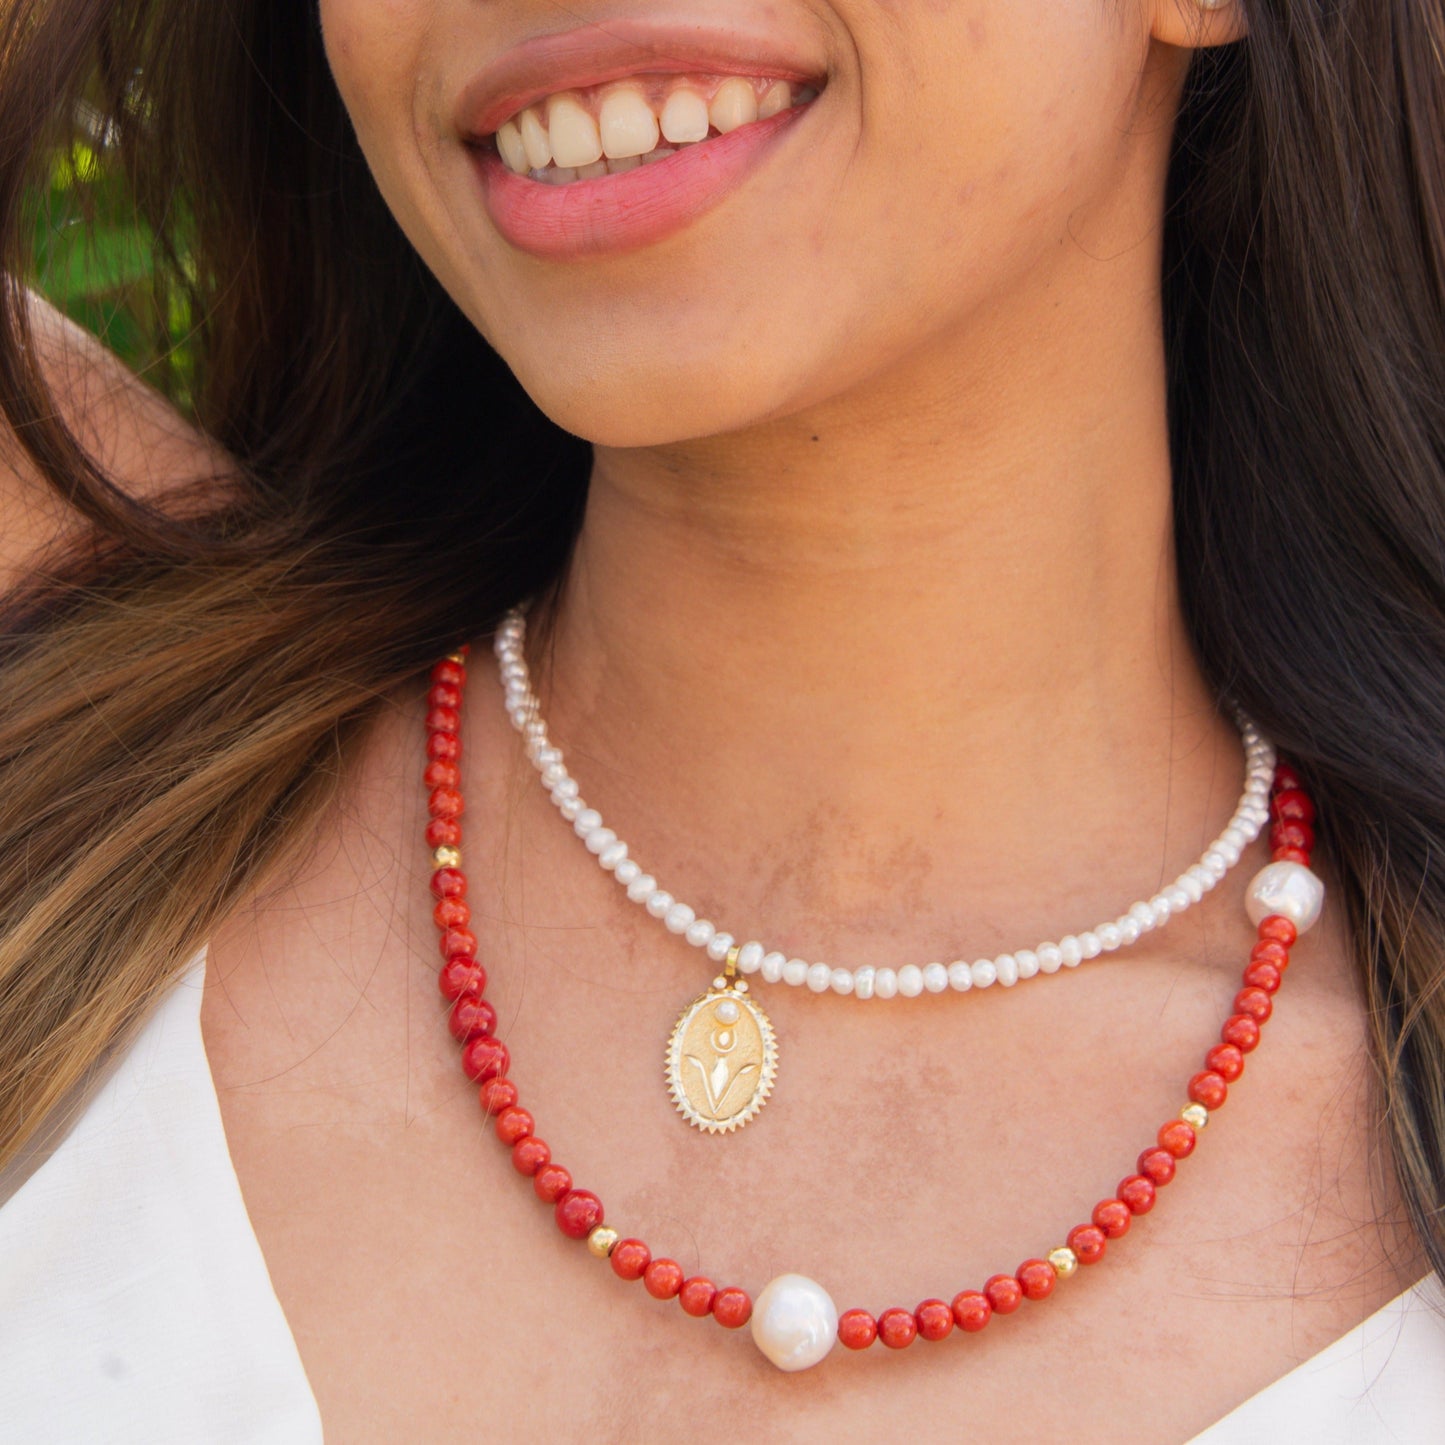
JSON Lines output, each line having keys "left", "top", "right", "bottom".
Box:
{"left": 2, "top": 951, "right": 1443, "bottom": 1442}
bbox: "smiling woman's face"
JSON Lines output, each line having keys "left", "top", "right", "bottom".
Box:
{"left": 319, "top": 2, "right": 1214, "bottom": 446}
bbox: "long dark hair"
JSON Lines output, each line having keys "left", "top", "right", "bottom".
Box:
{"left": 1, "top": 1, "right": 1442, "bottom": 1279}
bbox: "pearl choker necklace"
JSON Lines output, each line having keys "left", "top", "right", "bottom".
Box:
{"left": 423, "top": 644, "right": 1328, "bottom": 1369}
{"left": 493, "top": 606, "right": 1277, "bottom": 1132}
{"left": 494, "top": 607, "right": 1273, "bottom": 997}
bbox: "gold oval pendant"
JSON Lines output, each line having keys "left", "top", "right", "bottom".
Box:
{"left": 666, "top": 978, "right": 777, "bottom": 1134}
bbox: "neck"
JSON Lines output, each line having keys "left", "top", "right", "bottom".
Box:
{"left": 530, "top": 227, "right": 1243, "bottom": 957}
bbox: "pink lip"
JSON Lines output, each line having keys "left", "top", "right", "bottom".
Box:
{"left": 471, "top": 97, "right": 812, "bottom": 261}
{"left": 456, "top": 17, "right": 826, "bottom": 140}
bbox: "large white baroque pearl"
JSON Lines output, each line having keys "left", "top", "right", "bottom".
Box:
{"left": 750, "top": 1274, "right": 838, "bottom": 1371}
{"left": 1245, "top": 860, "right": 1325, "bottom": 933}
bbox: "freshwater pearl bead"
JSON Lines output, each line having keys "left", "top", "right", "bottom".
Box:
{"left": 783, "top": 957, "right": 809, "bottom": 987}
{"left": 1037, "top": 944, "right": 1063, "bottom": 973}
{"left": 684, "top": 918, "right": 714, "bottom": 948}
{"left": 897, "top": 964, "right": 924, "bottom": 997}
{"left": 807, "top": 961, "right": 832, "bottom": 993}
{"left": 971, "top": 959, "right": 997, "bottom": 988}
{"left": 1014, "top": 949, "right": 1039, "bottom": 980}
{"left": 574, "top": 808, "right": 602, "bottom": 836}
{"left": 922, "top": 962, "right": 949, "bottom": 993}
{"left": 854, "top": 966, "right": 876, "bottom": 999}
{"left": 645, "top": 890, "right": 674, "bottom": 919}
{"left": 664, "top": 903, "right": 695, "bottom": 934}
{"left": 750, "top": 1275, "right": 839, "bottom": 1372}
{"left": 874, "top": 967, "right": 898, "bottom": 999}
{"left": 626, "top": 874, "right": 656, "bottom": 903}
{"left": 995, "top": 953, "right": 1019, "bottom": 987}
{"left": 1245, "top": 861, "right": 1324, "bottom": 933}
{"left": 948, "top": 961, "right": 973, "bottom": 991}
{"left": 706, "top": 931, "right": 734, "bottom": 962}
{"left": 737, "top": 941, "right": 765, "bottom": 973}
{"left": 760, "top": 951, "right": 786, "bottom": 983}
{"left": 830, "top": 967, "right": 854, "bottom": 995}
{"left": 614, "top": 858, "right": 640, "bottom": 885}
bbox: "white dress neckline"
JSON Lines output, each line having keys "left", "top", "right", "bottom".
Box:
{"left": 2, "top": 946, "right": 1442, "bottom": 1442}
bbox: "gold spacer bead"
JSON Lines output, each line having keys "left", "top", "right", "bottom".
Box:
{"left": 1048, "top": 1247, "right": 1079, "bottom": 1280}
{"left": 445, "top": 650, "right": 467, "bottom": 664}
{"left": 1181, "top": 1103, "right": 1209, "bottom": 1130}
{"left": 587, "top": 1226, "right": 619, "bottom": 1259}
{"left": 432, "top": 846, "right": 462, "bottom": 869}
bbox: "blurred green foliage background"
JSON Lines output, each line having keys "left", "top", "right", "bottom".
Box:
{"left": 31, "top": 133, "right": 194, "bottom": 407}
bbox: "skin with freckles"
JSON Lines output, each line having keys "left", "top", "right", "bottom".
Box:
{"left": 199, "top": 3, "right": 1422, "bottom": 1440}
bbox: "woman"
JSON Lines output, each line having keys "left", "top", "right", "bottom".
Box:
{"left": 1, "top": 0, "right": 1442, "bottom": 1438}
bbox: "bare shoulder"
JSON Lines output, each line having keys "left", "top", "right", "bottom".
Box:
{"left": 0, "top": 290, "right": 231, "bottom": 589}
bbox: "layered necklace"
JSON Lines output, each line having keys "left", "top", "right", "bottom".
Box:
{"left": 422, "top": 623, "right": 1324, "bottom": 1370}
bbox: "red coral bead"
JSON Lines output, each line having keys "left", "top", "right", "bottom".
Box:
{"left": 555, "top": 1189, "right": 603, "bottom": 1239}
{"left": 1221, "top": 1014, "right": 1261, "bottom": 1053}
{"left": 877, "top": 1308, "right": 918, "bottom": 1349}
{"left": 1271, "top": 789, "right": 1315, "bottom": 825}
{"left": 439, "top": 928, "right": 477, "bottom": 960}
{"left": 1272, "top": 846, "right": 1310, "bottom": 865}
{"left": 1158, "top": 1120, "right": 1197, "bottom": 1158}
{"left": 1234, "top": 987, "right": 1273, "bottom": 1023}
{"left": 428, "top": 785, "right": 464, "bottom": 819}
{"left": 915, "top": 1299, "right": 954, "bottom": 1341}
{"left": 1067, "top": 1225, "right": 1107, "bottom": 1265}
{"left": 431, "top": 659, "right": 465, "bottom": 687}
{"left": 1118, "top": 1174, "right": 1157, "bottom": 1214}
{"left": 439, "top": 957, "right": 487, "bottom": 1000}
{"left": 984, "top": 1274, "right": 1023, "bottom": 1314}
{"left": 1016, "top": 1260, "right": 1056, "bottom": 1301}
{"left": 679, "top": 1277, "right": 717, "bottom": 1317}
{"left": 430, "top": 866, "right": 467, "bottom": 898}
{"left": 838, "top": 1309, "right": 878, "bottom": 1349}
{"left": 712, "top": 1288, "right": 752, "bottom": 1329}
{"left": 644, "top": 1259, "right": 684, "bottom": 1300}
{"left": 1242, "top": 960, "right": 1282, "bottom": 994}
{"left": 511, "top": 1136, "right": 550, "bottom": 1176}
{"left": 952, "top": 1291, "right": 992, "bottom": 1332}
{"left": 1092, "top": 1199, "right": 1132, "bottom": 1239}
{"left": 423, "top": 760, "right": 460, "bottom": 789}
{"left": 533, "top": 1162, "right": 572, "bottom": 1203}
{"left": 426, "top": 818, "right": 462, "bottom": 848}
{"left": 433, "top": 897, "right": 471, "bottom": 930}
{"left": 448, "top": 994, "right": 496, "bottom": 1042}
{"left": 1250, "top": 940, "right": 1291, "bottom": 969}
{"left": 610, "top": 1238, "right": 651, "bottom": 1281}
{"left": 426, "top": 706, "right": 461, "bottom": 735}
{"left": 426, "top": 732, "right": 461, "bottom": 764}
{"left": 1188, "top": 1070, "right": 1229, "bottom": 1110}
{"left": 1258, "top": 915, "right": 1298, "bottom": 947}
{"left": 461, "top": 1035, "right": 509, "bottom": 1082}
{"left": 1138, "top": 1147, "right": 1177, "bottom": 1186}
{"left": 495, "top": 1106, "right": 534, "bottom": 1146}
{"left": 1206, "top": 1043, "right": 1245, "bottom": 1082}
{"left": 1273, "top": 763, "right": 1302, "bottom": 793}
{"left": 1270, "top": 820, "right": 1315, "bottom": 853}
{"left": 478, "top": 1077, "right": 518, "bottom": 1116}
{"left": 427, "top": 682, "right": 461, "bottom": 710}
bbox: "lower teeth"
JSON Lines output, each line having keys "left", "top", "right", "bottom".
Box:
{"left": 530, "top": 143, "right": 681, "bottom": 185}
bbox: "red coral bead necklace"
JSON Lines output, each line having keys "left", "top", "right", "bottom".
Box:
{"left": 423, "top": 645, "right": 1325, "bottom": 1371}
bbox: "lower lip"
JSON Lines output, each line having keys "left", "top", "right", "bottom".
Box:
{"left": 473, "top": 101, "right": 811, "bottom": 261}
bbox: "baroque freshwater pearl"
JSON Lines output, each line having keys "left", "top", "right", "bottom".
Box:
{"left": 750, "top": 1274, "right": 839, "bottom": 1371}
{"left": 1245, "top": 860, "right": 1325, "bottom": 933}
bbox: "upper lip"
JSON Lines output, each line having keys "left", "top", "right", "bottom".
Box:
{"left": 456, "top": 16, "right": 828, "bottom": 139}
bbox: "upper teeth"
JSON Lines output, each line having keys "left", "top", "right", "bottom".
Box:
{"left": 492, "top": 76, "right": 814, "bottom": 178}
